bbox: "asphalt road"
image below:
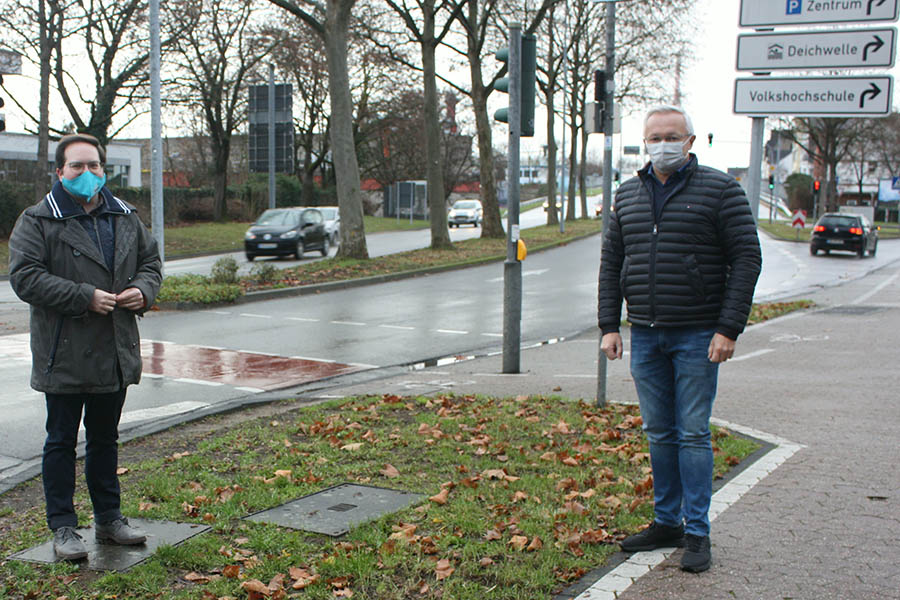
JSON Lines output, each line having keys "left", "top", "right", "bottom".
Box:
{"left": 2, "top": 210, "right": 899, "bottom": 490}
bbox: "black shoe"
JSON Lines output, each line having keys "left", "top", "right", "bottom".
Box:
{"left": 680, "top": 534, "right": 711, "bottom": 572}
{"left": 620, "top": 521, "right": 685, "bottom": 552}
{"left": 53, "top": 526, "right": 88, "bottom": 561}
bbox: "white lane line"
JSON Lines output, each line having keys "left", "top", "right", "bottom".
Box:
{"left": 348, "top": 362, "right": 379, "bottom": 369}
{"left": 555, "top": 374, "right": 596, "bottom": 379}
{"left": 174, "top": 377, "right": 224, "bottom": 387}
{"left": 235, "top": 386, "right": 265, "bottom": 393}
{"left": 487, "top": 268, "right": 549, "bottom": 283}
{"left": 81, "top": 401, "right": 212, "bottom": 433}
{"left": 481, "top": 333, "right": 503, "bottom": 337}
{"left": 204, "top": 310, "right": 232, "bottom": 315}
{"left": 573, "top": 422, "right": 804, "bottom": 600}
{"left": 240, "top": 313, "right": 272, "bottom": 319}
{"left": 331, "top": 320, "right": 366, "bottom": 326}
{"left": 291, "top": 355, "right": 337, "bottom": 363}
{"left": 379, "top": 324, "right": 416, "bottom": 330}
{"left": 472, "top": 372, "right": 531, "bottom": 377}
{"left": 436, "top": 329, "right": 468, "bottom": 335}
{"left": 730, "top": 348, "right": 775, "bottom": 362}
{"left": 142, "top": 373, "right": 164, "bottom": 379}
{"left": 851, "top": 272, "right": 900, "bottom": 305}
{"left": 286, "top": 317, "right": 320, "bottom": 322}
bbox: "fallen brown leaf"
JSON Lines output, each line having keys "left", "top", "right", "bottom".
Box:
{"left": 380, "top": 464, "right": 400, "bottom": 478}
{"left": 435, "top": 558, "right": 455, "bottom": 580}
{"left": 428, "top": 487, "right": 450, "bottom": 505}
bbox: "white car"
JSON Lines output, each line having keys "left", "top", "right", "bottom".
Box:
{"left": 448, "top": 200, "right": 483, "bottom": 228}
{"left": 317, "top": 206, "right": 341, "bottom": 245}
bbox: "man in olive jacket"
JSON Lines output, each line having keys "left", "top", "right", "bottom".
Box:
{"left": 598, "top": 106, "right": 761, "bottom": 573}
{"left": 9, "top": 134, "right": 162, "bottom": 560}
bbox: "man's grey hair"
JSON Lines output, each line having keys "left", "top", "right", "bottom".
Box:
{"left": 644, "top": 105, "right": 694, "bottom": 136}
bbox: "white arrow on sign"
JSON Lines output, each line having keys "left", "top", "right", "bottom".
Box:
{"left": 737, "top": 28, "right": 896, "bottom": 71}
{"left": 740, "top": 0, "right": 899, "bottom": 28}
{"left": 734, "top": 76, "right": 893, "bottom": 116}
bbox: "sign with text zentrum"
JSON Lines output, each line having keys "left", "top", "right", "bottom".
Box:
{"left": 734, "top": 76, "right": 893, "bottom": 116}
{"left": 740, "top": 0, "right": 899, "bottom": 28}
{"left": 737, "top": 28, "right": 897, "bottom": 70}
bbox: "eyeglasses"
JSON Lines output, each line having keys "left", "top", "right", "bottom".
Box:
{"left": 644, "top": 134, "right": 690, "bottom": 144}
{"left": 65, "top": 161, "right": 104, "bottom": 172}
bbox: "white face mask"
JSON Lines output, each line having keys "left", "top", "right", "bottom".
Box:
{"left": 646, "top": 140, "right": 689, "bottom": 174}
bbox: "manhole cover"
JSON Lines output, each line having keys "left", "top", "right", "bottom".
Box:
{"left": 821, "top": 305, "right": 885, "bottom": 316}
{"left": 7, "top": 518, "right": 210, "bottom": 571}
{"left": 245, "top": 483, "right": 424, "bottom": 536}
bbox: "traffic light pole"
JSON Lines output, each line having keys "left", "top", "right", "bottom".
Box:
{"left": 502, "top": 24, "right": 523, "bottom": 374}
{"left": 150, "top": 0, "right": 165, "bottom": 271}
{"left": 596, "top": 1, "right": 615, "bottom": 407}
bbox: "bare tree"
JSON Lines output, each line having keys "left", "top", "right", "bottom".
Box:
{"left": 165, "top": 0, "right": 275, "bottom": 221}
{"left": 267, "top": 0, "right": 369, "bottom": 259}
{"left": 782, "top": 117, "right": 856, "bottom": 215}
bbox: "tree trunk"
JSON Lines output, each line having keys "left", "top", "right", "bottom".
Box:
{"left": 36, "top": 0, "right": 52, "bottom": 200}
{"left": 544, "top": 85, "right": 558, "bottom": 226}
{"left": 466, "top": 1, "right": 502, "bottom": 239}
{"left": 326, "top": 0, "right": 368, "bottom": 258}
{"left": 579, "top": 124, "right": 588, "bottom": 219}
{"left": 422, "top": 10, "right": 452, "bottom": 250}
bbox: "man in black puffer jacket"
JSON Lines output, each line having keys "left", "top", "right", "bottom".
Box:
{"left": 598, "top": 105, "right": 761, "bottom": 573}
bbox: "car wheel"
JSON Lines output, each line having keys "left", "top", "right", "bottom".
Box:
{"left": 294, "top": 240, "right": 305, "bottom": 259}
{"left": 857, "top": 244, "right": 865, "bottom": 259}
{"left": 809, "top": 245, "right": 818, "bottom": 256}
{"left": 246, "top": 253, "right": 255, "bottom": 261}
{"left": 320, "top": 237, "right": 330, "bottom": 257}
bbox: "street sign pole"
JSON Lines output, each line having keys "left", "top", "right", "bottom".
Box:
{"left": 597, "top": 0, "right": 615, "bottom": 408}
{"left": 502, "top": 24, "right": 522, "bottom": 375}
{"left": 748, "top": 117, "right": 764, "bottom": 226}
{"left": 150, "top": 0, "right": 164, "bottom": 271}
{"left": 268, "top": 65, "right": 276, "bottom": 210}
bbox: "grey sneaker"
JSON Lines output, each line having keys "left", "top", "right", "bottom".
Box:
{"left": 95, "top": 517, "right": 147, "bottom": 545}
{"left": 53, "top": 526, "right": 88, "bottom": 560}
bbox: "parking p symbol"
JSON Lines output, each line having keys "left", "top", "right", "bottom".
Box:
{"left": 786, "top": 0, "right": 802, "bottom": 15}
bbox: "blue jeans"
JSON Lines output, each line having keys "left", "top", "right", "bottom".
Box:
{"left": 630, "top": 326, "right": 719, "bottom": 537}
{"left": 42, "top": 390, "right": 127, "bottom": 530}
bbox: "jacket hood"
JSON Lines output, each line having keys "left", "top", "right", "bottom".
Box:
{"left": 37, "top": 180, "right": 133, "bottom": 219}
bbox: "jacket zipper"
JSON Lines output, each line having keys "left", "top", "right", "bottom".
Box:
{"left": 649, "top": 222, "right": 658, "bottom": 327}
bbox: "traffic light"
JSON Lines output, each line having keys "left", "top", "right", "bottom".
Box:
{"left": 768, "top": 174, "right": 775, "bottom": 190}
{"left": 494, "top": 33, "right": 536, "bottom": 137}
{"left": 813, "top": 180, "right": 821, "bottom": 192}
{"left": 707, "top": 133, "right": 713, "bottom": 147}
{"left": 594, "top": 69, "right": 606, "bottom": 125}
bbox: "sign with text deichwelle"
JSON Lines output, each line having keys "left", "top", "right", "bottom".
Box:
{"left": 740, "top": 0, "right": 899, "bottom": 28}
{"left": 737, "top": 28, "right": 896, "bottom": 71}
{"left": 734, "top": 76, "right": 893, "bottom": 116}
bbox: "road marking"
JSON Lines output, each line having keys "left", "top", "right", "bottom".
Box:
{"left": 80, "top": 401, "right": 212, "bottom": 433}
{"left": 240, "top": 313, "right": 272, "bottom": 319}
{"left": 573, "top": 420, "right": 804, "bottom": 600}
{"left": 204, "top": 310, "right": 232, "bottom": 315}
{"left": 174, "top": 377, "right": 224, "bottom": 387}
{"left": 286, "top": 317, "right": 320, "bottom": 322}
{"left": 379, "top": 324, "right": 416, "bottom": 330}
{"left": 486, "top": 268, "right": 549, "bottom": 283}
{"left": 852, "top": 272, "right": 900, "bottom": 305}
{"left": 555, "top": 374, "right": 596, "bottom": 379}
{"left": 291, "top": 355, "right": 336, "bottom": 363}
{"left": 481, "top": 333, "right": 503, "bottom": 337}
{"left": 436, "top": 329, "right": 468, "bottom": 334}
{"left": 331, "top": 320, "right": 366, "bottom": 326}
{"left": 730, "top": 348, "right": 775, "bottom": 362}
{"left": 472, "top": 372, "right": 531, "bottom": 377}
{"left": 348, "top": 362, "right": 379, "bottom": 369}
{"left": 235, "top": 386, "right": 265, "bottom": 393}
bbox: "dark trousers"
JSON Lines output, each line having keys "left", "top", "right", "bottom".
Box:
{"left": 42, "top": 389, "right": 127, "bottom": 530}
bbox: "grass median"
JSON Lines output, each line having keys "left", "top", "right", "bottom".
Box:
{"left": 0, "top": 393, "right": 759, "bottom": 599}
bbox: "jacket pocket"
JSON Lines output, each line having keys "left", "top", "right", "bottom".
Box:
{"left": 682, "top": 254, "right": 706, "bottom": 299}
{"left": 45, "top": 315, "right": 65, "bottom": 375}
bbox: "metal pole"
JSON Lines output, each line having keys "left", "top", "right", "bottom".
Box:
{"left": 748, "top": 117, "right": 765, "bottom": 225}
{"left": 558, "top": 4, "right": 568, "bottom": 234}
{"left": 503, "top": 24, "right": 523, "bottom": 374}
{"left": 150, "top": 0, "right": 164, "bottom": 271}
{"left": 596, "top": 0, "right": 615, "bottom": 407}
{"left": 268, "top": 64, "right": 276, "bottom": 210}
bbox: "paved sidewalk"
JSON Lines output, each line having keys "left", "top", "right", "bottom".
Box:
{"left": 312, "top": 262, "right": 900, "bottom": 600}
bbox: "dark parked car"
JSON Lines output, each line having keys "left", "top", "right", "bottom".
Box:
{"left": 809, "top": 213, "right": 878, "bottom": 258}
{"left": 244, "top": 207, "right": 330, "bottom": 261}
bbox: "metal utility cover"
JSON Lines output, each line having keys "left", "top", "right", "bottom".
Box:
{"left": 245, "top": 483, "right": 424, "bottom": 536}
{"left": 8, "top": 518, "right": 210, "bottom": 572}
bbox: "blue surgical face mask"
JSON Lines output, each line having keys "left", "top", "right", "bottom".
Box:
{"left": 62, "top": 170, "right": 106, "bottom": 200}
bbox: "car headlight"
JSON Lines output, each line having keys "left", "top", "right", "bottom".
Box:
{"left": 280, "top": 230, "right": 299, "bottom": 239}
{"left": 245, "top": 231, "right": 256, "bottom": 240}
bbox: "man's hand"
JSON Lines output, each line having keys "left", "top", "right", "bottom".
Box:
{"left": 708, "top": 333, "right": 735, "bottom": 363}
{"left": 115, "top": 287, "right": 146, "bottom": 311}
{"left": 601, "top": 332, "right": 623, "bottom": 360}
{"left": 89, "top": 289, "right": 117, "bottom": 315}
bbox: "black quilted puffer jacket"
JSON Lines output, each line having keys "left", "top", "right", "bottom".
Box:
{"left": 598, "top": 155, "right": 762, "bottom": 340}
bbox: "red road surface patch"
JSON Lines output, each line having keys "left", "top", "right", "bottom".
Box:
{"left": 141, "top": 341, "right": 365, "bottom": 390}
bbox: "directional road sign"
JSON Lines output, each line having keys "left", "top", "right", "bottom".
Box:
{"left": 740, "top": 0, "right": 899, "bottom": 28}
{"left": 737, "top": 28, "right": 896, "bottom": 70}
{"left": 734, "top": 76, "right": 893, "bottom": 116}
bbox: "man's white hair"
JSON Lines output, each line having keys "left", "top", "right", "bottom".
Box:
{"left": 644, "top": 104, "right": 694, "bottom": 136}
